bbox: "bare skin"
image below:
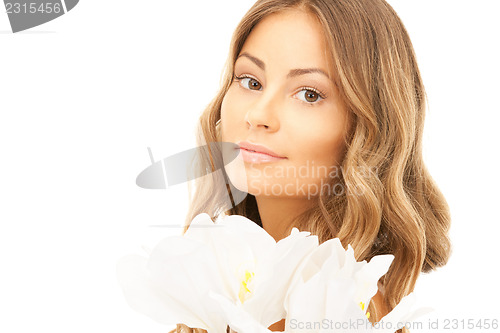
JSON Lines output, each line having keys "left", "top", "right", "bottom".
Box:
{"left": 254, "top": 196, "right": 315, "bottom": 241}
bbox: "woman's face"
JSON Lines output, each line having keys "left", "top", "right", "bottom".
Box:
{"left": 221, "top": 9, "right": 349, "bottom": 199}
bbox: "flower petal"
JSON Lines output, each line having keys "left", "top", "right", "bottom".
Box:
{"left": 145, "top": 236, "right": 228, "bottom": 331}
{"left": 376, "top": 293, "right": 433, "bottom": 333}
{"left": 286, "top": 272, "right": 328, "bottom": 325}
{"left": 209, "top": 291, "right": 273, "bottom": 333}
{"left": 245, "top": 231, "right": 319, "bottom": 327}
{"left": 354, "top": 254, "right": 394, "bottom": 308}
{"left": 116, "top": 254, "right": 225, "bottom": 330}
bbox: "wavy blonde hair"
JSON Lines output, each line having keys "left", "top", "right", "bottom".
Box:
{"left": 171, "top": 0, "right": 451, "bottom": 332}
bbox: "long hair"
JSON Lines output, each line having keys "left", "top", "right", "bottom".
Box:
{"left": 173, "top": 0, "right": 451, "bottom": 332}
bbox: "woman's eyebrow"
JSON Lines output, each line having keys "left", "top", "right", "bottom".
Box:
{"left": 238, "top": 52, "right": 266, "bottom": 70}
{"left": 237, "top": 52, "right": 330, "bottom": 80}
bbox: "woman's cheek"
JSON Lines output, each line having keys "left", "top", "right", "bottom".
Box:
{"left": 221, "top": 92, "right": 241, "bottom": 141}
{"left": 223, "top": 90, "right": 249, "bottom": 132}
{"left": 286, "top": 111, "right": 345, "bottom": 167}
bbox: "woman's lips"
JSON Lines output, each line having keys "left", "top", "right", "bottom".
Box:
{"left": 236, "top": 141, "right": 287, "bottom": 164}
{"left": 239, "top": 149, "right": 287, "bottom": 163}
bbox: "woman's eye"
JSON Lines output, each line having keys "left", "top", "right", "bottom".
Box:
{"left": 296, "top": 89, "right": 324, "bottom": 104}
{"left": 237, "top": 76, "right": 262, "bottom": 91}
{"left": 234, "top": 75, "right": 325, "bottom": 104}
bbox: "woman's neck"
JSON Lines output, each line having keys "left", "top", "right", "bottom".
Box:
{"left": 255, "top": 196, "right": 315, "bottom": 241}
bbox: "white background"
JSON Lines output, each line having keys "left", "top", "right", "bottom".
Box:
{"left": 0, "top": 1, "right": 499, "bottom": 332}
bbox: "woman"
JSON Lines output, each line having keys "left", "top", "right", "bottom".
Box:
{"left": 173, "top": 0, "right": 451, "bottom": 331}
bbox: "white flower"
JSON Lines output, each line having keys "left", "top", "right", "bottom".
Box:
{"left": 209, "top": 226, "right": 319, "bottom": 332}
{"left": 283, "top": 238, "right": 430, "bottom": 333}
{"left": 217, "top": 238, "right": 430, "bottom": 333}
{"left": 116, "top": 213, "right": 318, "bottom": 332}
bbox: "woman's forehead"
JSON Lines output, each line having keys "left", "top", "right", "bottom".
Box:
{"left": 238, "top": 10, "right": 330, "bottom": 71}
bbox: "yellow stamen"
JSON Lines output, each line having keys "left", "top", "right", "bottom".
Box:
{"left": 238, "top": 270, "right": 255, "bottom": 303}
{"left": 359, "top": 302, "right": 371, "bottom": 319}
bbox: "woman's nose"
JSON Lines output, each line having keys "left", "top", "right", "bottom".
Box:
{"left": 244, "top": 93, "right": 280, "bottom": 132}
